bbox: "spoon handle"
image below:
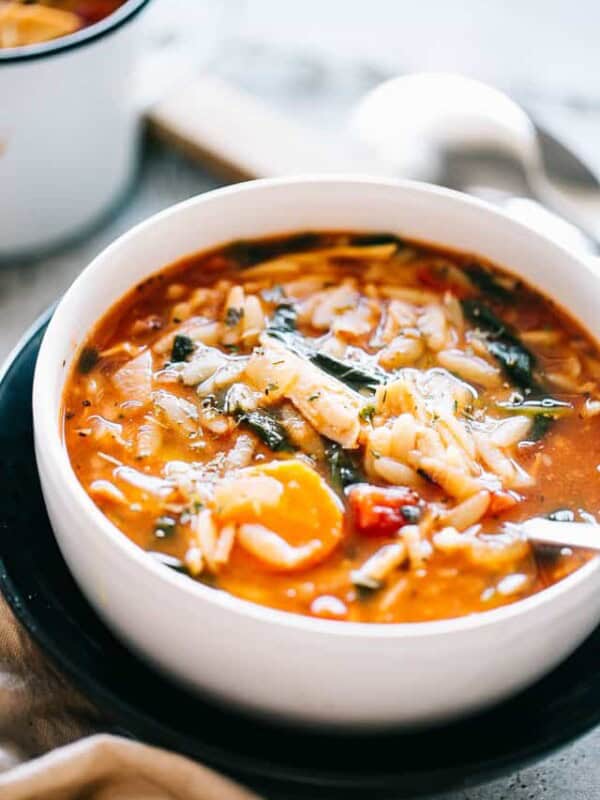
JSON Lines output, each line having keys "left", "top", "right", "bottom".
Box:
{"left": 516, "top": 518, "right": 600, "bottom": 551}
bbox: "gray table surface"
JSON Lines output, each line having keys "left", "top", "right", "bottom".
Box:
{"left": 3, "top": 8, "right": 600, "bottom": 796}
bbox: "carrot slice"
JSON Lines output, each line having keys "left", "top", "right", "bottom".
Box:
{"left": 215, "top": 459, "right": 343, "bottom": 571}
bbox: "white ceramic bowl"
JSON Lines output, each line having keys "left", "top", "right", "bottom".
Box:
{"left": 33, "top": 176, "right": 600, "bottom": 729}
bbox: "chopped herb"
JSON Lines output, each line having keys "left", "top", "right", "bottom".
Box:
{"left": 547, "top": 508, "right": 576, "bottom": 522}
{"left": 359, "top": 404, "right": 376, "bottom": 422}
{"left": 77, "top": 347, "right": 99, "bottom": 374}
{"left": 225, "top": 307, "right": 244, "bottom": 327}
{"left": 265, "top": 382, "right": 279, "bottom": 396}
{"left": 82, "top": 399, "right": 91, "bottom": 407}
{"left": 154, "top": 516, "right": 177, "bottom": 538}
{"left": 193, "top": 500, "right": 204, "bottom": 512}
{"left": 147, "top": 551, "right": 186, "bottom": 572}
{"left": 326, "top": 441, "right": 363, "bottom": 491}
{"left": 308, "top": 392, "right": 321, "bottom": 402}
{"left": 237, "top": 409, "right": 294, "bottom": 452}
{"left": 171, "top": 334, "right": 195, "bottom": 362}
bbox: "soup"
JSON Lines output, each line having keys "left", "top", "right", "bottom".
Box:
{"left": 63, "top": 232, "right": 599, "bottom": 623}
{"left": 0, "top": 1, "right": 125, "bottom": 48}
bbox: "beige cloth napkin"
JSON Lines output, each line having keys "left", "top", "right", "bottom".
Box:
{"left": 0, "top": 596, "right": 262, "bottom": 799}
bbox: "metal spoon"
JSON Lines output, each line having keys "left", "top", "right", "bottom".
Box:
{"left": 506, "top": 519, "right": 600, "bottom": 552}
{"left": 352, "top": 73, "right": 600, "bottom": 249}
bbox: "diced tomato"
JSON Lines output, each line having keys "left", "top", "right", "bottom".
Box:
{"left": 487, "top": 490, "right": 521, "bottom": 517}
{"left": 347, "top": 483, "right": 421, "bottom": 537}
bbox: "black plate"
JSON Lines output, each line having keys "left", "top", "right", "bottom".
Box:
{"left": 2, "top": 311, "right": 600, "bottom": 800}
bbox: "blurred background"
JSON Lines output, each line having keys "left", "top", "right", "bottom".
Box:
{"left": 2, "top": 0, "right": 599, "bottom": 359}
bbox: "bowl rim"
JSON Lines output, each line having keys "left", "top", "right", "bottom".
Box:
{"left": 0, "top": 0, "right": 152, "bottom": 64}
{"left": 32, "top": 174, "right": 600, "bottom": 641}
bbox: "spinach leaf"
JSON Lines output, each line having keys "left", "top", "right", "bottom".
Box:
{"left": 528, "top": 414, "right": 554, "bottom": 441}
{"left": 225, "top": 233, "right": 321, "bottom": 268}
{"left": 267, "top": 317, "right": 385, "bottom": 394}
{"left": 77, "top": 347, "right": 100, "bottom": 374}
{"left": 349, "top": 233, "right": 404, "bottom": 247}
{"left": 237, "top": 409, "right": 294, "bottom": 452}
{"left": 171, "top": 334, "right": 195, "bottom": 362}
{"left": 466, "top": 264, "right": 514, "bottom": 301}
{"left": 461, "top": 299, "right": 540, "bottom": 392}
{"left": 325, "top": 441, "right": 363, "bottom": 491}
{"left": 462, "top": 299, "right": 509, "bottom": 338}
{"left": 486, "top": 339, "right": 539, "bottom": 392}
{"left": 311, "top": 352, "right": 386, "bottom": 393}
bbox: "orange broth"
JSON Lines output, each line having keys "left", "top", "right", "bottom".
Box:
{"left": 63, "top": 232, "right": 598, "bottom": 623}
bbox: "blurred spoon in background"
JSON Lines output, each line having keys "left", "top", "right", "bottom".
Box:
{"left": 352, "top": 73, "right": 600, "bottom": 251}
{"left": 148, "top": 70, "right": 600, "bottom": 255}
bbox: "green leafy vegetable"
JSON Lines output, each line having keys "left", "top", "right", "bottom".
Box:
{"left": 225, "top": 233, "right": 321, "bottom": 268}
{"left": 237, "top": 409, "right": 294, "bottom": 451}
{"left": 349, "top": 233, "right": 404, "bottom": 247}
{"left": 311, "top": 352, "right": 386, "bottom": 393}
{"left": 171, "top": 334, "right": 195, "bottom": 362}
{"left": 461, "top": 299, "right": 540, "bottom": 392}
{"left": 77, "top": 347, "right": 99, "bottom": 374}
{"left": 326, "top": 441, "right": 364, "bottom": 491}
{"left": 466, "top": 264, "right": 514, "bottom": 300}
{"left": 528, "top": 415, "right": 553, "bottom": 441}
{"left": 486, "top": 339, "right": 539, "bottom": 391}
